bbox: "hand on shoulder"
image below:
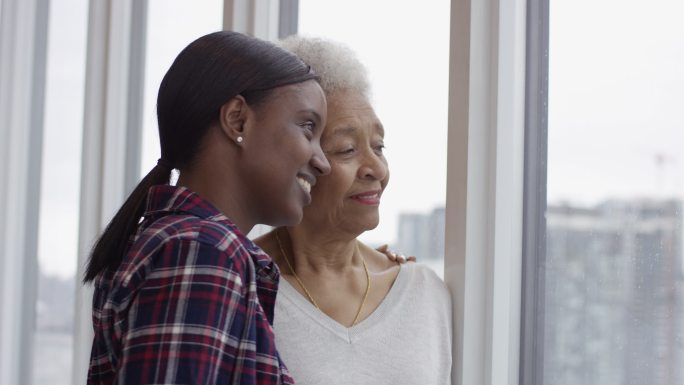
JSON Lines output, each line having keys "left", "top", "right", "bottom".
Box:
{"left": 375, "top": 244, "right": 416, "bottom": 264}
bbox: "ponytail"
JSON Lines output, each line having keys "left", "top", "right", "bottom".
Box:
{"left": 82, "top": 161, "right": 172, "bottom": 283}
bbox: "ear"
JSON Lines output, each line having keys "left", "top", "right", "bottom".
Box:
{"left": 218, "top": 95, "right": 248, "bottom": 144}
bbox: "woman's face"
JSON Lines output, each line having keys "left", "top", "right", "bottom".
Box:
{"left": 301, "top": 90, "right": 389, "bottom": 235}
{"left": 240, "top": 80, "right": 330, "bottom": 227}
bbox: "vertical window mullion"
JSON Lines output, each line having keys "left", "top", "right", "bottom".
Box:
{"left": 0, "top": 0, "right": 49, "bottom": 384}
{"left": 73, "top": 1, "right": 148, "bottom": 382}
{"left": 519, "top": 0, "right": 549, "bottom": 384}
{"left": 278, "top": 0, "right": 298, "bottom": 38}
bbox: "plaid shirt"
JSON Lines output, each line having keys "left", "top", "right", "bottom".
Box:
{"left": 87, "top": 185, "right": 294, "bottom": 385}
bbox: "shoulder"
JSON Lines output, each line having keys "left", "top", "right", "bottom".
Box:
{"left": 399, "top": 263, "right": 452, "bottom": 335}
{"left": 133, "top": 214, "right": 254, "bottom": 260}
{"left": 358, "top": 241, "right": 401, "bottom": 274}
{"left": 409, "top": 262, "right": 444, "bottom": 282}
{"left": 143, "top": 214, "right": 243, "bottom": 248}
{"left": 117, "top": 215, "right": 252, "bottom": 289}
{"left": 403, "top": 262, "right": 451, "bottom": 303}
{"left": 253, "top": 231, "right": 278, "bottom": 258}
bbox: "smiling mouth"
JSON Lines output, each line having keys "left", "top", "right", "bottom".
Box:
{"left": 297, "top": 177, "right": 311, "bottom": 194}
{"left": 349, "top": 191, "right": 382, "bottom": 205}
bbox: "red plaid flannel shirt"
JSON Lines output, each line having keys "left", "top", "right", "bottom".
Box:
{"left": 87, "top": 185, "right": 294, "bottom": 385}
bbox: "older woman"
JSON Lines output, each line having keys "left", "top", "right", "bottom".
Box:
{"left": 255, "top": 37, "right": 452, "bottom": 385}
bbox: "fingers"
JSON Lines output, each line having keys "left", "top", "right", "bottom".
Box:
{"left": 394, "top": 254, "right": 417, "bottom": 264}
{"left": 377, "top": 244, "right": 398, "bottom": 261}
{"left": 376, "top": 244, "right": 416, "bottom": 263}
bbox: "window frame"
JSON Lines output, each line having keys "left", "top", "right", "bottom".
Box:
{"left": 519, "top": 0, "right": 549, "bottom": 384}
{"left": 73, "top": 0, "right": 149, "bottom": 381}
{"left": 0, "top": 0, "right": 49, "bottom": 383}
{"left": 445, "top": 0, "right": 528, "bottom": 384}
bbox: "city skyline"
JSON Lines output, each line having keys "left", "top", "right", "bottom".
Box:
{"left": 544, "top": 198, "right": 684, "bottom": 385}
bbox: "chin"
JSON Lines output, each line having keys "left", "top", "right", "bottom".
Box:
{"left": 265, "top": 204, "right": 303, "bottom": 227}
{"left": 357, "top": 217, "right": 380, "bottom": 233}
{"left": 281, "top": 210, "right": 304, "bottom": 227}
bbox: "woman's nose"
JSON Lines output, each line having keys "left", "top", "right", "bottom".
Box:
{"left": 358, "top": 150, "right": 387, "bottom": 180}
{"left": 311, "top": 145, "right": 331, "bottom": 176}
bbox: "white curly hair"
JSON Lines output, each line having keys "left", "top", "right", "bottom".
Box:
{"left": 279, "top": 35, "right": 371, "bottom": 99}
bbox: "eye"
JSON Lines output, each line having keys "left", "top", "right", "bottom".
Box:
{"left": 338, "top": 146, "right": 356, "bottom": 155}
{"left": 299, "top": 121, "right": 315, "bottom": 138}
{"left": 374, "top": 143, "right": 385, "bottom": 155}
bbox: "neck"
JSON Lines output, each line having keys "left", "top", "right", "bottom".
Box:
{"left": 279, "top": 226, "right": 362, "bottom": 274}
{"left": 177, "top": 157, "right": 255, "bottom": 235}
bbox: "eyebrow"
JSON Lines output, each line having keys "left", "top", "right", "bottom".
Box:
{"left": 300, "top": 109, "right": 323, "bottom": 125}
{"left": 331, "top": 123, "right": 385, "bottom": 137}
{"left": 331, "top": 126, "right": 357, "bottom": 137}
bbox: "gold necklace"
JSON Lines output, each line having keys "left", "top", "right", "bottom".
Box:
{"left": 275, "top": 230, "right": 371, "bottom": 326}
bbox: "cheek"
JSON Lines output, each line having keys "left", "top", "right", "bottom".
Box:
{"left": 292, "top": 129, "right": 315, "bottom": 151}
{"left": 269, "top": 125, "right": 311, "bottom": 165}
{"left": 311, "top": 167, "right": 352, "bottom": 203}
{"left": 382, "top": 165, "right": 390, "bottom": 189}
{"left": 310, "top": 179, "right": 340, "bottom": 205}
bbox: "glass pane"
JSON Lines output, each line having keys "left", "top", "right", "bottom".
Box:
{"left": 140, "top": 0, "right": 223, "bottom": 175}
{"left": 545, "top": 1, "right": 684, "bottom": 384}
{"left": 33, "top": 0, "right": 88, "bottom": 384}
{"left": 299, "top": 0, "right": 450, "bottom": 277}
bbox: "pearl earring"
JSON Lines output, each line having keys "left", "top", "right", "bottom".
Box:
{"left": 236, "top": 136, "right": 243, "bottom": 144}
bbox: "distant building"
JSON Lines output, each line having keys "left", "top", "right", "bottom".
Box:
{"left": 545, "top": 199, "right": 684, "bottom": 385}
{"left": 395, "top": 207, "right": 445, "bottom": 260}
{"left": 36, "top": 272, "right": 75, "bottom": 333}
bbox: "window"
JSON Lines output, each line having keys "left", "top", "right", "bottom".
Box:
{"left": 140, "top": 0, "right": 224, "bottom": 175}
{"left": 524, "top": 1, "right": 684, "bottom": 384}
{"left": 33, "top": 1, "right": 88, "bottom": 384}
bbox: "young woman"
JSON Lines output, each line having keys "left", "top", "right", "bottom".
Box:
{"left": 83, "top": 31, "right": 330, "bottom": 385}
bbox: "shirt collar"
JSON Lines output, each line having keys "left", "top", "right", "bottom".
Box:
{"left": 144, "top": 185, "right": 280, "bottom": 279}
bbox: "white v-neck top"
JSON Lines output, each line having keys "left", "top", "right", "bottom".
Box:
{"left": 273, "top": 263, "right": 452, "bottom": 385}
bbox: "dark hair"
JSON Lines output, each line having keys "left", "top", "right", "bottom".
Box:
{"left": 83, "top": 31, "right": 316, "bottom": 283}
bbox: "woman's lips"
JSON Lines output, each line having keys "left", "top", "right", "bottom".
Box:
{"left": 296, "top": 177, "right": 311, "bottom": 194}
{"left": 349, "top": 190, "right": 382, "bottom": 205}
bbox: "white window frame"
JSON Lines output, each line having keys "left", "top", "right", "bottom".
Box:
{"left": 223, "top": 0, "right": 281, "bottom": 40}
{"left": 0, "top": 0, "right": 49, "bottom": 384}
{"left": 73, "top": 0, "right": 148, "bottom": 382}
{"left": 445, "top": 1, "right": 527, "bottom": 384}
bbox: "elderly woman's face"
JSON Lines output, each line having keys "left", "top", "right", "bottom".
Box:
{"left": 301, "top": 90, "right": 389, "bottom": 235}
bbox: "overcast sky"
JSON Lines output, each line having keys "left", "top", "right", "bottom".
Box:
{"left": 548, "top": 0, "right": 684, "bottom": 205}
{"left": 38, "top": 0, "right": 683, "bottom": 278}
